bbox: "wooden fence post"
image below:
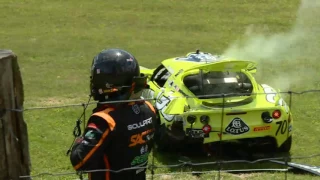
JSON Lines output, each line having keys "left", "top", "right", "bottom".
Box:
{"left": 0, "top": 50, "right": 31, "bottom": 180}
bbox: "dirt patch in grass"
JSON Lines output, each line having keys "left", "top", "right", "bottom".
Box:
{"left": 24, "top": 96, "right": 90, "bottom": 107}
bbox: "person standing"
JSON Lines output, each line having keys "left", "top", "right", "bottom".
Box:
{"left": 70, "top": 48, "right": 156, "bottom": 180}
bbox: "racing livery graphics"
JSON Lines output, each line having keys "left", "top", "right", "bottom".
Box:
{"left": 140, "top": 50, "right": 293, "bottom": 153}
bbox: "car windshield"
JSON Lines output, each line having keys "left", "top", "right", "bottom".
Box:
{"left": 183, "top": 70, "right": 253, "bottom": 98}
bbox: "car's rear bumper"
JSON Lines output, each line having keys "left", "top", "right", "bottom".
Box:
{"left": 184, "top": 125, "right": 292, "bottom": 148}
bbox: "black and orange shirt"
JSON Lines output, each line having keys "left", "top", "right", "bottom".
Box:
{"left": 70, "top": 100, "right": 156, "bottom": 180}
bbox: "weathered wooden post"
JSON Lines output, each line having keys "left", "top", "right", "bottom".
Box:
{"left": 0, "top": 50, "right": 31, "bottom": 180}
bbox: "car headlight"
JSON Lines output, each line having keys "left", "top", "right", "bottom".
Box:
{"left": 200, "top": 115, "right": 210, "bottom": 125}
{"left": 261, "top": 111, "right": 273, "bottom": 123}
{"left": 202, "top": 124, "right": 212, "bottom": 134}
{"left": 187, "top": 115, "right": 196, "bottom": 124}
{"left": 272, "top": 110, "right": 281, "bottom": 119}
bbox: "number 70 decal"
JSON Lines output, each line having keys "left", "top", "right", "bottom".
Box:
{"left": 276, "top": 120, "right": 288, "bottom": 136}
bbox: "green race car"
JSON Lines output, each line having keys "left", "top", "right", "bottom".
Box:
{"left": 140, "top": 50, "right": 292, "bottom": 153}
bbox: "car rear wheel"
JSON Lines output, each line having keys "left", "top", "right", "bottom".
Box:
{"left": 278, "top": 136, "right": 292, "bottom": 153}
{"left": 154, "top": 124, "right": 175, "bottom": 151}
{"left": 154, "top": 122, "right": 186, "bottom": 152}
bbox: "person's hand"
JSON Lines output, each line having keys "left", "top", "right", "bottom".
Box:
{"left": 75, "top": 136, "right": 84, "bottom": 144}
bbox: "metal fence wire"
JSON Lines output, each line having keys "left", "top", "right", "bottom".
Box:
{"left": 2, "top": 90, "right": 320, "bottom": 180}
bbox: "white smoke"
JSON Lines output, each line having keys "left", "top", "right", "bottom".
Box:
{"left": 222, "top": 0, "right": 320, "bottom": 91}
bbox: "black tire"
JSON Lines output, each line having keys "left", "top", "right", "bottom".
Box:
{"left": 278, "top": 136, "right": 292, "bottom": 153}
{"left": 154, "top": 124, "right": 174, "bottom": 152}
{"left": 153, "top": 110, "right": 171, "bottom": 152}
{"left": 154, "top": 122, "right": 187, "bottom": 152}
{"left": 153, "top": 110, "right": 186, "bottom": 152}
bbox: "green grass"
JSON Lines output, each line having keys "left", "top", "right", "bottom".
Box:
{"left": 1, "top": 0, "right": 320, "bottom": 179}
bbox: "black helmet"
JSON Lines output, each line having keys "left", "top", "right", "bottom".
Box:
{"left": 90, "top": 48, "right": 148, "bottom": 102}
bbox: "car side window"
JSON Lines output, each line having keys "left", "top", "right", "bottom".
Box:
{"left": 151, "top": 64, "right": 171, "bottom": 87}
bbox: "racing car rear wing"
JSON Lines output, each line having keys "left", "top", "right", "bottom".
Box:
{"left": 183, "top": 60, "right": 257, "bottom": 73}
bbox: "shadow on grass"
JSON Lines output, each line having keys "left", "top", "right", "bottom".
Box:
{"left": 151, "top": 141, "right": 293, "bottom": 178}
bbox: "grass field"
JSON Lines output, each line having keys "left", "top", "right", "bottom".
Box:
{"left": 1, "top": 0, "right": 320, "bottom": 179}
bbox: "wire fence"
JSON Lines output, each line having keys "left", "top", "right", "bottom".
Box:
{"left": 2, "top": 90, "right": 320, "bottom": 179}
{"left": 16, "top": 153, "right": 320, "bottom": 180}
